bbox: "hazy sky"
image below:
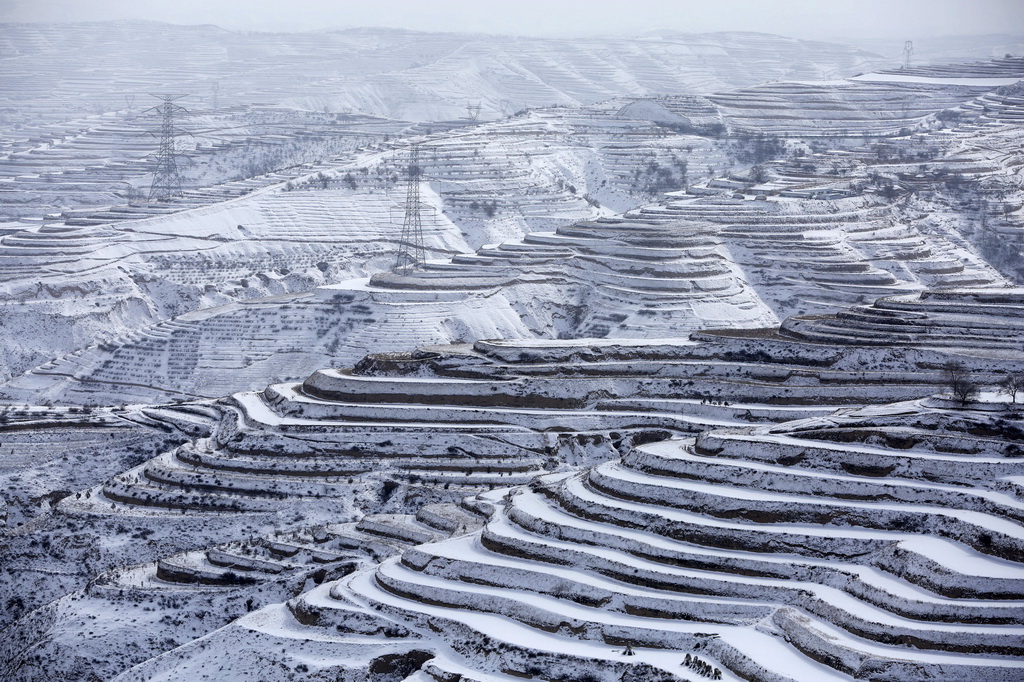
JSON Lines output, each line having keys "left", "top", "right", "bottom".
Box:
{"left": 2, "top": 0, "right": 1023, "bottom": 41}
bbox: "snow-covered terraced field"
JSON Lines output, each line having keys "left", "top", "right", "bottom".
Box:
{"left": 0, "top": 105, "right": 406, "bottom": 225}
{"left": 6, "top": 284, "right": 1023, "bottom": 680}
{"left": 0, "top": 103, "right": 734, "bottom": 391}
{"left": 3, "top": 169, "right": 1007, "bottom": 406}
{"left": 707, "top": 80, "right": 996, "bottom": 137}
{"left": 782, "top": 288, "right": 1024, "bottom": 348}
{"left": 113, "top": 394, "right": 1024, "bottom": 681}
{"left": 859, "top": 55, "right": 1024, "bottom": 83}
{"left": 3, "top": 30, "right": 1024, "bottom": 681}
{"left": 72, "top": 286, "right": 1023, "bottom": 524}
{"left": 0, "top": 20, "right": 889, "bottom": 231}
{"left": 3, "top": 53, "right": 1021, "bottom": 405}
{"left": 143, "top": 502, "right": 487, "bottom": 592}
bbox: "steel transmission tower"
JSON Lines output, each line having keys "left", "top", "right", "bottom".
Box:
{"left": 145, "top": 94, "right": 190, "bottom": 201}
{"left": 393, "top": 145, "right": 427, "bottom": 275}
{"left": 903, "top": 41, "right": 914, "bottom": 70}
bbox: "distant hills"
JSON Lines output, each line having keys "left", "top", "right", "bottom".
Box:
{"left": 0, "top": 22, "right": 891, "bottom": 122}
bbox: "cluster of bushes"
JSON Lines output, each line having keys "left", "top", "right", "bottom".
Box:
{"left": 630, "top": 157, "right": 688, "bottom": 197}
{"left": 468, "top": 200, "right": 499, "bottom": 217}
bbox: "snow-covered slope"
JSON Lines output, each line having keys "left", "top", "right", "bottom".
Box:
{"left": 2, "top": 56, "right": 1020, "bottom": 405}
{"left": 0, "top": 22, "right": 890, "bottom": 227}
{"left": 0, "top": 105, "right": 729, "bottom": 391}
{"left": 0, "top": 23, "right": 889, "bottom": 126}
{"left": 71, "top": 287, "right": 1022, "bottom": 518}
{"left": 708, "top": 80, "right": 995, "bottom": 137}
{"left": 111, "top": 392, "right": 1024, "bottom": 681}
{"left": 4, "top": 185, "right": 1006, "bottom": 406}
{"left": 3, "top": 47, "right": 1024, "bottom": 682}
{"left": 0, "top": 106, "right": 409, "bottom": 224}
{"left": 3, "top": 287, "right": 1023, "bottom": 680}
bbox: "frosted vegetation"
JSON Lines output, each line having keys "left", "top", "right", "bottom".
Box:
{"left": 1, "top": 21, "right": 1023, "bottom": 682}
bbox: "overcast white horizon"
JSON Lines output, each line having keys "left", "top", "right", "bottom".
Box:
{"left": 2, "top": 0, "right": 1023, "bottom": 42}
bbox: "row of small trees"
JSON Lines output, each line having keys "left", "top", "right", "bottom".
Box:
{"left": 943, "top": 360, "right": 1022, "bottom": 407}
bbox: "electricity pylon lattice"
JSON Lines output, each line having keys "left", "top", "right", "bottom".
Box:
{"left": 394, "top": 145, "right": 426, "bottom": 275}
{"left": 903, "top": 41, "right": 914, "bottom": 70}
{"left": 145, "top": 94, "right": 190, "bottom": 202}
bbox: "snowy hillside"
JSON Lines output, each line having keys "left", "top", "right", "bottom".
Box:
{"left": 0, "top": 103, "right": 741, "bottom": 393}
{"left": 0, "top": 23, "right": 889, "bottom": 125}
{"left": 3, "top": 81, "right": 1015, "bottom": 405}
{"left": 2, "top": 23, "right": 1024, "bottom": 682}
{"left": 0, "top": 22, "right": 892, "bottom": 225}
{"left": 3, "top": 289, "right": 1022, "bottom": 681}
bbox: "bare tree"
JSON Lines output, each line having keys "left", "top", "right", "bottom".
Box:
{"left": 943, "top": 360, "right": 978, "bottom": 407}
{"left": 749, "top": 164, "right": 769, "bottom": 183}
{"left": 1000, "top": 373, "right": 1023, "bottom": 403}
